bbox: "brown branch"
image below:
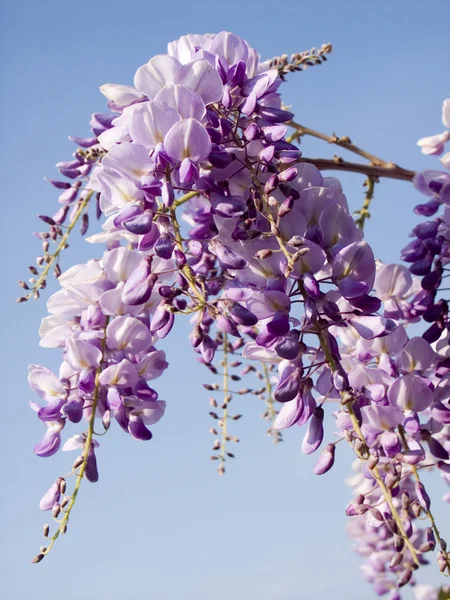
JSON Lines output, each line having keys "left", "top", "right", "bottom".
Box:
{"left": 287, "top": 121, "right": 396, "bottom": 167}
{"left": 296, "top": 156, "right": 415, "bottom": 182}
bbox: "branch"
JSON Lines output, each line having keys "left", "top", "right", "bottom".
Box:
{"left": 296, "top": 156, "right": 415, "bottom": 182}
{"left": 287, "top": 121, "right": 394, "bottom": 167}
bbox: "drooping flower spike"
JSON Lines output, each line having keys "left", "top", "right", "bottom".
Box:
{"left": 21, "top": 32, "right": 450, "bottom": 598}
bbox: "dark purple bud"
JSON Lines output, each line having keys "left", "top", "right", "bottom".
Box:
{"left": 313, "top": 443, "right": 335, "bottom": 475}
{"left": 229, "top": 303, "right": 258, "bottom": 326}
{"left": 174, "top": 298, "right": 186, "bottom": 311}
{"left": 423, "top": 321, "right": 445, "bottom": 344}
{"left": 264, "top": 174, "right": 279, "bottom": 195}
{"left": 122, "top": 259, "right": 157, "bottom": 306}
{"left": 414, "top": 199, "right": 440, "bottom": 217}
{"left": 426, "top": 527, "right": 436, "bottom": 551}
{"left": 401, "top": 239, "right": 426, "bottom": 263}
{"left": 267, "top": 311, "right": 290, "bottom": 337}
{"left": 274, "top": 333, "right": 301, "bottom": 360}
{"left": 38, "top": 214, "right": 56, "bottom": 226}
{"left": 273, "top": 367, "right": 302, "bottom": 403}
{"left": 398, "top": 570, "right": 412, "bottom": 588}
{"left": 123, "top": 211, "right": 154, "bottom": 235}
{"left": 243, "top": 123, "right": 261, "bottom": 141}
{"left": 278, "top": 196, "right": 294, "bottom": 218}
{"left": 158, "top": 286, "right": 180, "bottom": 299}
{"left": 155, "top": 234, "right": 175, "bottom": 259}
{"left": 173, "top": 249, "right": 186, "bottom": 268}
{"left": 162, "top": 181, "right": 174, "bottom": 207}
{"left": 423, "top": 237, "right": 443, "bottom": 255}
{"left": 257, "top": 106, "right": 294, "bottom": 123}
{"left": 190, "top": 325, "right": 204, "bottom": 348}
{"left": 415, "top": 481, "right": 431, "bottom": 511}
{"left": 45, "top": 178, "right": 71, "bottom": 189}
{"left": 426, "top": 436, "right": 449, "bottom": 460}
{"left": 302, "top": 407, "right": 324, "bottom": 455}
{"left": 80, "top": 213, "right": 89, "bottom": 236}
{"left": 216, "top": 314, "right": 240, "bottom": 337}
{"left": 278, "top": 167, "right": 298, "bottom": 182}
{"left": 219, "top": 118, "right": 233, "bottom": 137}
{"left": 208, "top": 151, "right": 234, "bottom": 168}
{"left": 150, "top": 304, "right": 171, "bottom": 332}
{"left": 200, "top": 335, "right": 215, "bottom": 364}
{"left": 63, "top": 399, "right": 83, "bottom": 423}
{"left": 259, "top": 145, "right": 275, "bottom": 163}
{"left": 128, "top": 416, "right": 153, "bottom": 441}
{"left": 59, "top": 168, "right": 80, "bottom": 179}
{"left": 206, "top": 107, "right": 220, "bottom": 127}
{"left": 58, "top": 186, "right": 79, "bottom": 205}
{"left": 228, "top": 60, "right": 246, "bottom": 85}
{"left": 303, "top": 273, "right": 320, "bottom": 298}
{"left": 413, "top": 221, "right": 439, "bottom": 240}
{"left": 350, "top": 294, "right": 382, "bottom": 313}
{"left": 138, "top": 222, "right": 160, "bottom": 251}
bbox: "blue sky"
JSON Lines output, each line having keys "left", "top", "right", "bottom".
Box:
{"left": 1, "top": 1, "right": 450, "bottom": 599}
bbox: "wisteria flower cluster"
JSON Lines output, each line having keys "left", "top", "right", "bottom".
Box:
{"left": 20, "top": 31, "right": 450, "bottom": 599}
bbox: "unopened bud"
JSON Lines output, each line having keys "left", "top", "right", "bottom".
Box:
{"left": 370, "top": 508, "right": 383, "bottom": 522}
{"left": 270, "top": 222, "right": 281, "bottom": 237}
{"left": 385, "top": 472, "right": 399, "bottom": 489}
{"left": 43, "top": 524, "right": 49, "bottom": 538}
{"left": 398, "top": 570, "right": 412, "bottom": 587}
{"left": 390, "top": 553, "right": 403, "bottom": 569}
{"left": 255, "top": 249, "right": 273, "bottom": 260}
{"left": 412, "top": 501, "right": 422, "bottom": 518}
{"left": 72, "top": 456, "right": 84, "bottom": 470}
{"left": 367, "top": 454, "right": 379, "bottom": 470}
{"left": 401, "top": 492, "right": 410, "bottom": 510}
{"left": 393, "top": 534, "right": 404, "bottom": 551}
{"left": 264, "top": 174, "right": 279, "bottom": 195}
{"left": 32, "top": 553, "right": 45, "bottom": 564}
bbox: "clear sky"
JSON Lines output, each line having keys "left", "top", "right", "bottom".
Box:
{"left": 1, "top": 1, "right": 450, "bottom": 599}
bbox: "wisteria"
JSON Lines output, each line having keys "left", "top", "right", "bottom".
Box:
{"left": 20, "top": 31, "right": 450, "bottom": 598}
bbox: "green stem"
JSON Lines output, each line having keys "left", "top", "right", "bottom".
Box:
{"left": 173, "top": 190, "right": 199, "bottom": 208}
{"left": 219, "top": 333, "right": 229, "bottom": 473}
{"left": 30, "top": 190, "right": 94, "bottom": 297}
{"left": 37, "top": 317, "right": 108, "bottom": 560}
{"left": 398, "top": 425, "right": 450, "bottom": 570}
{"left": 355, "top": 176, "right": 377, "bottom": 230}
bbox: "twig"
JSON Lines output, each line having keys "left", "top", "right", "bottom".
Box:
{"left": 295, "top": 156, "right": 415, "bottom": 182}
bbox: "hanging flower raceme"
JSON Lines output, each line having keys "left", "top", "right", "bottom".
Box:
{"left": 21, "top": 31, "right": 450, "bottom": 598}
